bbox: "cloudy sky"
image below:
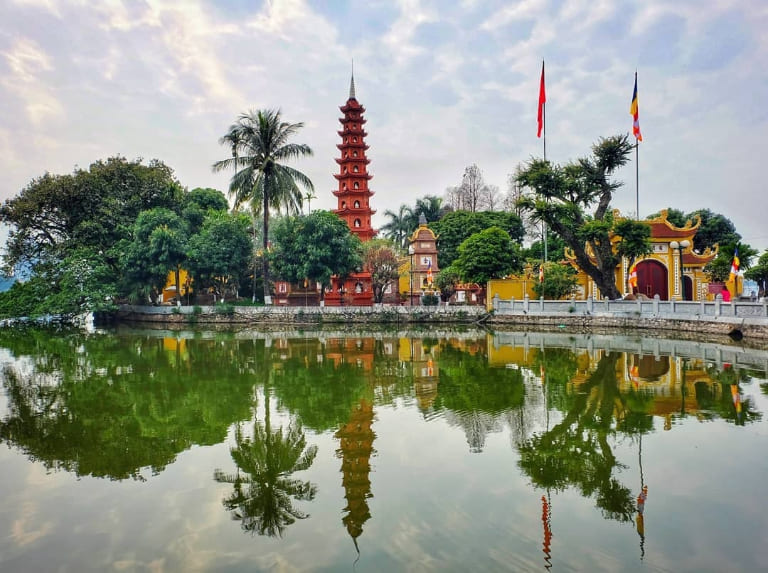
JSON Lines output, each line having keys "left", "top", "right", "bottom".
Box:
{"left": 1, "top": 0, "right": 766, "bottom": 253}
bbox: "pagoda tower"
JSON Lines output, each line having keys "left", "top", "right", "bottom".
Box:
{"left": 325, "top": 72, "right": 375, "bottom": 306}
{"left": 333, "top": 73, "right": 376, "bottom": 241}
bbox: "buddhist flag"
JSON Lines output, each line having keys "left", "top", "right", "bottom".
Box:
{"left": 630, "top": 72, "right": 642, "bottom": 142}
{"left": 628, "top": 261, "right": 638, "bottom": 289}
{"left": 427, "top": 259, "right": 433, "bottom": 285}
{"left": 730, "top": 247, "right": 740, "bottom": 280}
{"left": 537, "top": 60, "right": 546, "bottom": 138}
{"left": 539, "top": 264, "right": 544, "bottom": 283}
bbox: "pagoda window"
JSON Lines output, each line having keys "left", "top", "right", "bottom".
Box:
{"left": 344, "top": 151, "right": 348, "bottom": 158}
{"left": 343, "top": 167, "right": 347, "bottom": 174}
{"left": 354, "top": 200, "right": 360, "bottom": 208}
{"left": 342, "top": 183, "right": 347, "bottom": 190}
{"left": 353, "top": 182, "right": 360, "bottom": 189}
{"left": 353, "top": 137, "right": 357, "bottom": 142}
{"left": 341, "top": 201, "right": 346, "bottom": 209}
{"left": 353, "top": 165, "right": 359, "bottom": 173}
{"left": 354, "top": 219, "right": 361, "bottom": 228}
{"left": 353, "top": 151, "right": 358, "bottom": 157}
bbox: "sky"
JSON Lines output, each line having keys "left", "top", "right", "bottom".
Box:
{"left": 1, "top": 0, "right": 766, "bottom": 254}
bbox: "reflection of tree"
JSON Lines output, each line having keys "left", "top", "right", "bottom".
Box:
{"left": 0, "top": 329, "right": 259, "bottom": 480}
{"left": 518, "top": 353, "right": 636, "bottom": 522}
{"left": 214, "top": 387, "right": 318, "bottom": 537}
{"left": 434, "top": 343, "right": 526, "bottom": 452}
{"left": 698, "top": 364, "right": 760, "bottom": 426}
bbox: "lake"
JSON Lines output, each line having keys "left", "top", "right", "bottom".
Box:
{"left": 1, "top": 326, "right": 767, "bottom": 572}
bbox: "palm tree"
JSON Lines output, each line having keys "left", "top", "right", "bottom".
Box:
{"left": 380, "top": 204, "right": 414, "bottom": 251}
{"left": 213, "top": 109, "right": 314, "bottom": 304}
{"left": 214, "top": 386, "right": 318, "bottom": 537}
{"left": 414, "top": 195, "right": 447, "bottom": 223}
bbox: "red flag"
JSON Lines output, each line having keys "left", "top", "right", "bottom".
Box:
{"left": 537, "top": 61, "right": 546, "bottom": 138}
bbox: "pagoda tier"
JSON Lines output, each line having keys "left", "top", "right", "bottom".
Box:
{"left": 332, "top": 73, "right": 376, "bottom": 244}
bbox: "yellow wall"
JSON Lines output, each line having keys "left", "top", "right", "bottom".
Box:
{"left": 486, "top": 277, "right": 537, "bottom": 310}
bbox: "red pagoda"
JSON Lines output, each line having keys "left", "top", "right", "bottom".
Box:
{"left": 325, "top": 72, "right": 376, "bottom": 306}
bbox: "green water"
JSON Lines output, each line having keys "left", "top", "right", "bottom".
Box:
{"left": 0, "top": 326, "right": 766, "bottom": 572}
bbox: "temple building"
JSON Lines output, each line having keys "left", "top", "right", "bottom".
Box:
{"left": 566, "top": 210, "right": 717, "bottom": 300}
{"left": 324, "top": 73, "right": 377, "bottom": 306}
{"left": 398, "top": 214, "right": 440, "bottom": 305}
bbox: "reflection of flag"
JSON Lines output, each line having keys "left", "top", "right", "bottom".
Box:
{"left": 729, "top": 247, "right": 740, "bottom": 281}
{"left": 427, "top": 358, "right": 434, "bottom": 377}
{"left": 630, "top": 72, "right": 642, "bottom": 142}
{"left": 539, "top": 264, "right": 544, "bottom": 283}
{"left": 731, "top": 384, "right": 742, "bottom": 414}
{"left": 540, "top": 364, "right": 545, "bottom": 384}
{"left": 630, "top": 365, "right": 640, "bottom": 389}
{"left": 628, "top": 261, "right": 638, "bottom": 289}
{"left": 537, "top": 60, "right": 546, "bottom": 138}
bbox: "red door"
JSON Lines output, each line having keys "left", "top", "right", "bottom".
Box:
{"left": 637, "top": 260, "right": 668, "bottom": 300}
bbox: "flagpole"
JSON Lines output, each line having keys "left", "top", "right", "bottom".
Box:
{"left": 541, "top": 60, "right": 548, "bottom": 263}
{"left": 635, "top": 142, "right": 639, "bottom": 220}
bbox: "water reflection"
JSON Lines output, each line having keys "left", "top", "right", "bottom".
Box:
{"left": 0, "top": 327, "right": 766, "bottom": 570}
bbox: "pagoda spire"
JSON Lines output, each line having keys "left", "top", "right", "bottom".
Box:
{"left": 349, "top": 60, "right": 356, "bottom": 100}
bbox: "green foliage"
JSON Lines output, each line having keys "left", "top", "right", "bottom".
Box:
{"left": 744, "top": 250, "right": 768, "bottom": 295}
{"left": 0, "top": 157, "right": 184, "bottom": 275}
{"left": 187, "top": 211, "right": 253, "bottom": 299}
{"left": 533, "top": 262, "right": 579, "bottom": 299}
{"left": 122, "top": 207, "right": 188, "bottom": 302}
{"left": 434, "top": 266, "right": 460, "bottom": 302}
{"left": 648, "top": 208, "right": 741, "bottom": 253}
{"left": 453, "top": 227, "right": 523, "bottom": 285}
{"left": 421, "top": 293, "right": 439, "bottom": 306}
{"left": 270, "top": 210, "right": 362, "bottom": 297}
{"left": 523, "top": 235, "right": 566, "bottom": 262}
{"left": 704, "top": 243, "right": 758, "bottom": 283}
{"left": 182, "top": 187, "right": 229, "bottom": 234}
{"left": 613, "top": 219, "right": 652, "bottom": 261}
{"left": 516, "top": 134, "right": 635, "bottom": 300}
{"left": 430, "top": 210, "right": 525, "bottom": 268}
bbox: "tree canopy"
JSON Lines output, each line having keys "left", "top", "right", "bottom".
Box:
{"left": 270, "top": 211, "right": 362, "bottom": 299}
{"left": 453, "top": 227, "right": 523, "bottom": 285}
{"left": 430, "top": 210, "right": 525, "bottom": 269}
{"left": 516, "top": 135, "right": 651, "bottom": 299}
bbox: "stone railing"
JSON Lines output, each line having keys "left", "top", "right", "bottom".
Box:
{"left": 488, "top": 294, "right": 768, "bottom": 340}
{"left": 491, "top": 294, "right": 768, "bottom": 319}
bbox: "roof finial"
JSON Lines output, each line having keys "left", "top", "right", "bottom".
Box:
{"left": 349, "top": 58, "right": 356, "bottom": 100}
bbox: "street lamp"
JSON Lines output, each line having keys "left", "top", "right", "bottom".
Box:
{"left": 670, "top": 240, "right": 691, "bottom": 300}
{"left": 408, "top": 244, "right": 415, "bottom": 307}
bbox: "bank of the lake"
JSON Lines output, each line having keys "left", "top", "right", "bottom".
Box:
{"left": 115, "top": 301, "right": 768, "bottom": 343}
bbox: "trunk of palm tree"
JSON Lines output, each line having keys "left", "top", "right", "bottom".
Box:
{"left": 263, "top": 193, "right": 271, "bottom": 305}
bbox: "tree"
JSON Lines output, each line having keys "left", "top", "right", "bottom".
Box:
{"left": 186, "top": 211, "right": 253, "bottom": 300}
{"left": 380, "top": 204, "right": 415, "bottom": 250}
{"left": 444, "top": 164, "right": 489, "bottom": 212}
{"left": 122, "top": 208, "right": 188, "bottom": 303}
{"left": 413, "top": 195, "right": 449, "bottom": 224}
{"left": 533, "top": 262, "right": 578, "bottom": 300}
{"left": 516, "top": 134, "right": 650, "bottom": 300}
{"left": 434, "top": 266, "right": 460, "bottom": 303}
{"left": 745, "top": 250, "right": 768, "bottom": 297}
{"left": 0, "top": 157, "right": 184, "bottom": 275}
{"left": 213, "top": 109, "right": 314, "bottom": 304}
{"left": 182, "top": 187, "right": 229, "bottom": 235}
{"left": 270, "top": 211, "right": 362, "bottom": 300}
{"left": 430, "top": 210, "right": 525, "bottom": 268}
{"left": 647, "top": 208, "right": 740, "bottom": 253}
{"left": 453, "top": 227, "right": 523, "bottom": 285}
{"left": 362, "top": 240, "right": 400, "bottom": 303}
{"left": 704, "top": 242, "right": 758, "bottom": 283}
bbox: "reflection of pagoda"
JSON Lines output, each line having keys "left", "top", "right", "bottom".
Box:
{"left": 326, "top": 71, "right": 376, "bottom": 306}
{"left": 335, "top": 397, "right": 376, "bottom": 548}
